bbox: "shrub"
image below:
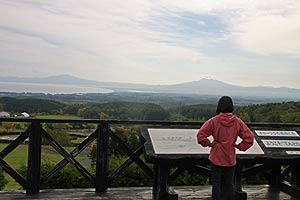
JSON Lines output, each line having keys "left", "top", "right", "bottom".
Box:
{"left": 171, "top": 170, "right": 209, "bottom": 186}
{"left": 0, "top": 167, "right": 8, "bottom": 190}
{"left": 108, "top": 155, "right": 153, "bottom": 187}
{"left": 18, "top": 159, "right": 93, "bottom": 189}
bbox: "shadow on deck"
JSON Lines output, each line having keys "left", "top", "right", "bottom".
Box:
{"left": 0, "top": 185, "right": 298, "bottom": 200}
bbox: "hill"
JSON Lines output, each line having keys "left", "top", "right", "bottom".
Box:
{"left": 0, "top": 74, "right": 300, "bottom": 99}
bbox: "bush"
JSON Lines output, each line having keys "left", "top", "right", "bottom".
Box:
{"left": 108, "top": 155, "right": 153, "bottom": 187}
{"left": 0, "top": 167, "right": 8, "bottom": 190}
{"left": 18, "top": 159, "right": 93, "bottom": 189}
{"left": 171, "top": 170, "right": 209, "bottom": 186}
{"left": 242, "top": 175, "right": 268, "bottom": 185}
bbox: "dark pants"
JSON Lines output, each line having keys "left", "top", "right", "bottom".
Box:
{"left": 211, "top": 162, "right": 235, "bottom": 200}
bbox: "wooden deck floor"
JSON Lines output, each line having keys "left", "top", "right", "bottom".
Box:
{"left": 0, "top": 185, "right": 297, "bottom": 200}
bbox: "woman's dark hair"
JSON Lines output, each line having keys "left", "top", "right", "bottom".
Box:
{"left": 216, "top": 96, "right": 234, "bottom": 114}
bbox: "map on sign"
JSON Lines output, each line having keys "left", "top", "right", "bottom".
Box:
{"left": 262, "top": 140, "right": 300, "bottom": 148}
{"left": 148, "top": 128, "right": 264, "bottom": 155}
{"left": 255, "top": 130, "right": 299, "bottom": 137}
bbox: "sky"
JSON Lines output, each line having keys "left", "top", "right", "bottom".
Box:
{"left": 0, "top": 0, "right": 300, "bottom": 89}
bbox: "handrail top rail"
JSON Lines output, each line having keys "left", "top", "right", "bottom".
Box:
{"left": 1, "top": 117, "right": 300, "bottom": 127}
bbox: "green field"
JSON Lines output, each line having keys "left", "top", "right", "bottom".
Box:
{"left": 0, "top": 143, "right": 91, "bottom": 190}
{"left": 36, "top": 115, "right": 82, "bottom": 119}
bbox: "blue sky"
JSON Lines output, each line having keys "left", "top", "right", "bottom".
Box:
{"left": 0, "top": 0, "right": 299, "bottom": 89}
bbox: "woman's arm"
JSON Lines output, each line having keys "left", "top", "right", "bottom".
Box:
{"left": 235, "top": 120, "right": 254, "bottom": 151}
{"left": 197, "top": 119, "right": 213, "bottom": 147}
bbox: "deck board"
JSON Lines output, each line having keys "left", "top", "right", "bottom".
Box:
{"left": 0, "top": 185, "right": 297, "bottom": 199}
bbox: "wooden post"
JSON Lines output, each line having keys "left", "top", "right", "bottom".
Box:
{"left": 96, "top": 123, "right": 109, "bottom": 192}
{"left": 269, "top": 163, "right": 281, "bottom": 188}
{"left": 26, "top": 122, "right": 42, "bottom": 194}
{"left": 153, "top": 163, "right": 178, "bottom": 200}
{"left": 291, "top": 162, "right": 300, "bottom": 188}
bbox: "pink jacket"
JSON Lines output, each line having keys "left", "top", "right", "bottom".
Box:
{"left": 197, "top": 113, "right": 254, "bottom": 167}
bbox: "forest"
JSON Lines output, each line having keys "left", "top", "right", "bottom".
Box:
{"left": 0, "top": 96, "right": 300, "bottom": 123}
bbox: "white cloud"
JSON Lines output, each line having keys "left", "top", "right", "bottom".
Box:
{"left": 156, "top": 0, "right": 300, "bottom": 56}
{"left": 0, "top": 0, "right": 205, "bottom": 79}
{"left": 0, "top": 0, "right": 299, "bottom": 88}
{"left": 229, "top": 0, "right": 300, "bottom": 56}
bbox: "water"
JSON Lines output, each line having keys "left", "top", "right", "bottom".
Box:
{"left": 0, "top": 82, "right": 114, "bottom": 94}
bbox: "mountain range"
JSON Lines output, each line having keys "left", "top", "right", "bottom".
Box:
{"left": 0, "top": 74, "right": 299, "bottom": 99}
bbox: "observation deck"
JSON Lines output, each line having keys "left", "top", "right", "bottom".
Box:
{"left": 0, "top": 118, "right": 299, "bottom": 200}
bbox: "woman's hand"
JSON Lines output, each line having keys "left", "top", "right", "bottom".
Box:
{"left": 210, "top": 141, "right": 218, "bottom": 147}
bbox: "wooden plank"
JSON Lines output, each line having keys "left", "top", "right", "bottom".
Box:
{"left": 0, "top": 185, "right": 297, "bottom": 199}
{"left": 0, "top": 188, "right": 151, "bottom": 199}
{"left": 27, "top": 122, "right": 42, "bottom": 194}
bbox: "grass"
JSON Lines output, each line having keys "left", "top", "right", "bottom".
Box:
{"left": 0, "top": 143, "right": 91, "bottom": 190}
{"left": 0, "top": 144, "right": 28, "bottom": 167}
{"left": 36, "top": 115, "right": 82, "bottom": 119}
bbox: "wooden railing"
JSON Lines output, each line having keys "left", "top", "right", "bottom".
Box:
{"left": 0, "top": 118, "right": 300, "bottom": 196}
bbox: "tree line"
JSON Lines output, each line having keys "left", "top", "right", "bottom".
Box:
{"left": 1, "top": 97, "right": 300, "bottom": 123}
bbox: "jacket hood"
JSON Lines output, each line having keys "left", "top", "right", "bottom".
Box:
{"left": 217, "top": 112, "right": 236, "bottom": 127}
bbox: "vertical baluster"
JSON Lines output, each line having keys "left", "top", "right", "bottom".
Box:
{"left": 291, "top": 162, "right": 300, "bottom": 188}
{"left": 96, "top": 123, "right": 109, "bottom": 192}
{"left": 26, "top": 121, "right": 42, "bottom": 194}
{"left": 270, "top": 163, "right": 281, "bottom": 188}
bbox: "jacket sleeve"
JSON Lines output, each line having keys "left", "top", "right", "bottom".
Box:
{"left": 197, "top": 119, "right": 213, "bottom": 147}
{"left": 236, "top": 119, "right": 254, "bottom": 151}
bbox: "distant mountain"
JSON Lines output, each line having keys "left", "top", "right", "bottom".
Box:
{"left": 0, "top": 74, "right": 100, "bottom": 85}
{"left": 159, "top": 79, "right": 300, "bottom": 98}
{"left": 0, "top": 74, "right": 299, "bottom": 99}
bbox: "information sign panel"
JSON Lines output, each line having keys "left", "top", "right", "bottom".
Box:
{"left": 262, "top": 140, "right": 300, "bottom": 148}
{"left": 148, "top": 128, "right": 264, "bottom": 155}
{"left": 255, "top": 130, "right": 299, "bottom": 137}
{"left": 286, "top": 151, "right": 300, "bottom": 155}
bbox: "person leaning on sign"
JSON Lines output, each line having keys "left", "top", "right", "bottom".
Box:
{"left": 197, "top": 96, "right": 254, "bottom": 200}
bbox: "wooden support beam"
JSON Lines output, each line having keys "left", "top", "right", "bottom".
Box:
{"left": 280, "top": 181, "right": 300, "bottom": 198}
{"left": 280, "top": 165, "right": 291, "bottom": 180}
{"left": 96, "top": 123, "right": 109, "bottom": 192}
{"left": 269, "top": 163, "right": 281, "bottom": 188}
{"left": 153, "top": 164, "right": 178, "bottom": 200}
{"left": 291, "top": 162, "right": 300, "bottom": 188}
{"left": 242, "top": 164, "right": 270, "bottom": 177}
{"left": 27, "top": 122, "right": 42, "bottom": 194}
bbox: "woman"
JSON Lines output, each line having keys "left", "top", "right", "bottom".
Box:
{"left": 197, "top": 96, "right": 254, "bottom": 200}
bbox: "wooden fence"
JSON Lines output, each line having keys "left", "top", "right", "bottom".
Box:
{"left": 0, "top": 118, "right": 299, "bottom": 197}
